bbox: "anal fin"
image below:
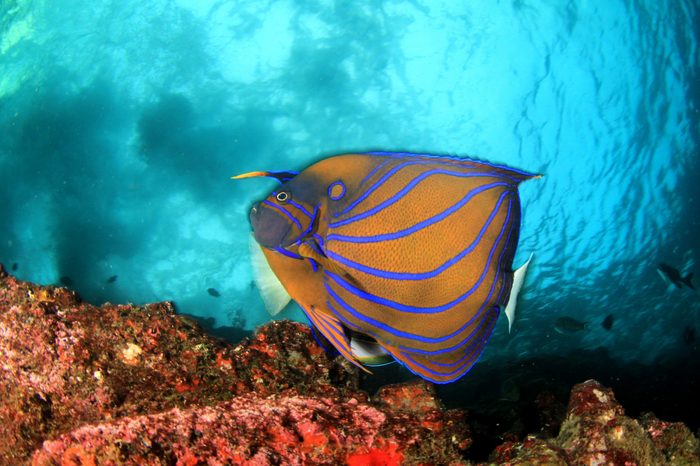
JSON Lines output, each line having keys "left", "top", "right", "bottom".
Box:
{"left": 301, "top": 305, "right": 370, "bottom": 374}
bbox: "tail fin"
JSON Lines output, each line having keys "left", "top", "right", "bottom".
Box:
{"left": 684, "top": 272, "right": 695, "bottom": 290}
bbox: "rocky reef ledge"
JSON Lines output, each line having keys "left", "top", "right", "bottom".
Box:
{"left": 0, "top": 264, "right": 698, "bottom": 465}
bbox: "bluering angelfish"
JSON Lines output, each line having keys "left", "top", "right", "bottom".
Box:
{"left": 234, "top": 152, "right": 537, "bottom": 383}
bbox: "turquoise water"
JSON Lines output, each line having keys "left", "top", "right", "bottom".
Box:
{"left": 1, "top": 0, "right": 698, "bottom": 370}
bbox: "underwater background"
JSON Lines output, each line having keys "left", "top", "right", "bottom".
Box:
{"left": 1, "top": 0, "right": 698, "bottom": 442}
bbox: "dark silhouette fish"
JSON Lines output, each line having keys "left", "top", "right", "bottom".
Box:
{"left": 601, "top": 314, "right": 614, "bottom": 331}
{"left": 683, "top": 326, "right": 695, "bottom": 345}
{"left": 554, "top": 316, "right": 587, "bottom": 334}
{"left": 59, "top": 276, "right": 73, "bottom": 287}
{"left": 207, "top": 288, "right": 221, "bottom": 297}
{"left": 107, "top": 275, "right": 118, "bottom": 284}
{"left": 11, "top": 263, "right": 18, "bottom": 271}
{"left": 234, "top": 151, "right": 538, "bottom": 383}
{"left": 657, "top": 262, "right": 694, "bottom": 290}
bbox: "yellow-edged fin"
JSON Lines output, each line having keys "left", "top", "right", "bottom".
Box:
{"left": 231, "top": 171, "right": 269, "bottom": 179}
{"left": 302, "top": 305, "right": 371, "bottom": 374}
{"left": 249, "top": 234, "right": 291, "bottom": 316}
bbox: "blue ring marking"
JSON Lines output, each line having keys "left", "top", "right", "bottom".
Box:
{"left": 328, "top": 181, "right": 346, "bottom": 200}
{"left": 332, "top": 156, "right": 512, "bottom": 219}
{"left": 365, "top": 151, "right": 536, "bottom": 180}
{"left": 323, "top": 196, "right": 513, "bottom": 316}
{"left": 329, "top": 170, "right": 498, "bottom": 228}
{"left": 327, "top": 181, "right": 508, "bottom": 243}
{"left": 309, "top": 259, "right": 318, "bottom": 272}
{"left": 335, "top": 160, "right": 425, "bottom": 217}
{"left": 325, "top": 191, "right": 510, "bottom": 280}
{"left": 288, "top": 199, "right": 313, "bottom": 219}
{"left": 262, "top": 199, "right": 302, "bottom": 230}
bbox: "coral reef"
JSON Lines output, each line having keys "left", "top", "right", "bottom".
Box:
{"left": 488, "top": 379, "right": 700, "bottom": 465}
{"left": 0, "top": 265, "right": 468, "bottom": 465}
{"left": 1, "top": 264, "right": 699, "bottom": 465}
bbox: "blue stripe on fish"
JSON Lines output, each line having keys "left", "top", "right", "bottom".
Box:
{"left": 410, "top": 313, "right": 498, "bottom": 368}
{"left": 358, "top": 158, "right": 394, "bottom": 187}
{"left": 326, "top": 191, "right": 511, "bottom": 280}
{"left": 323, "top": 196, "right": 513, "bottom": 318}
{"left": 295, "top": 205, "right": 319, "bottom": 241}
{"left": 365, "top": 152, "right": 536, "bottom": 181}
{"left": 399, "top": 317, "right": 498, "bottom": 381}
{"left": 398, "top": 222, "right": 515, "bottom": 357}
{"left": 301, "top": 305, "right": 360, "bottom": 367}
{"left": 335, "top": 160, "right": 425, "bottom": 217}
{"left": 327, "top": 181, "right": 509, "bottom": 244}
{"left": 326, "top": 281, "right": 494, "bottom": 351}
{"left": 262, "top": 199, "right": 302, "bottom": 230}
{"left": 274, "top": 247, "right": 303, "bottom": 260}
{"left": 404, "top": 310, "right": 499, "bottom": 369}
{"left": 309, "top": 259, "right": 318, "bottom": 272}
{"left": 330, "top": 170, "right": 500, "bottom": 228}
{"left": 287, "top": 199, "right": 314, "bottom": 219}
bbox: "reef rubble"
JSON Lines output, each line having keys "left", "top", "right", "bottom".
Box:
{"left": 0, "top": 264, "right": 698, "bottom": 465}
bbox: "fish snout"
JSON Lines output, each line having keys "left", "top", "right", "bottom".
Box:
{"left": 250, "top": 202, "right": 292, "bottom": 249}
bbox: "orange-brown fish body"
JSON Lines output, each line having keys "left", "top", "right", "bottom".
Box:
{"left": 238, "top": 152, "right": 537, "bottom": 383}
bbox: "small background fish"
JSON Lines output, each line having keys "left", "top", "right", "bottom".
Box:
{"left": 554, "top": 317, "right": 587, "bottom": 334}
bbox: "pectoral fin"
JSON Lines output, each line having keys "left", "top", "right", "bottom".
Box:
{"left": 298, "top": 240, "right": 356, "bottom": 281}
{"left": 299, "top": 240, "right": 364, "bottom": 290}
{"left": 249, "top": 234, "right": 291, "bottom": 316}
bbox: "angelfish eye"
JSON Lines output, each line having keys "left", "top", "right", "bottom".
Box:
{"left": 275, "top": 191, "right": 290, "bottom": 203}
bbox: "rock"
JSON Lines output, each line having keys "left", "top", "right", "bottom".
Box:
{"left": 556, "top": 379, "right": 664, "bottom": 464}
{"left": 639, "top": 412, "right": 700, "bottom": 464}
{"left": 0, "top": 264, "right": 470, "bottom": 465}
{"left": 486, "top": 379, "right": 700, "bottom": 465}
{"left": 32, "top": 395, "right": 389, "bottom": 465}
{"left": 490, "top": 437, "right": 568, "bottom": 465}
{"left": 2, "top": 264, "right": 699, "bottom": 465}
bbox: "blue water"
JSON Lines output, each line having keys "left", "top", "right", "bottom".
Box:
{"left": 1, "top": 0, "right": 698, "bottom": 369}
